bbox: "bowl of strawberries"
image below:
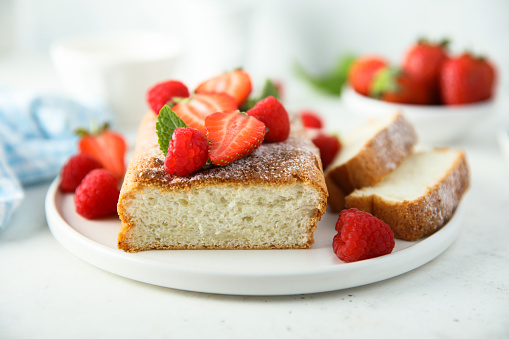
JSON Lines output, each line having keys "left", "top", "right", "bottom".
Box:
{"left": 342, "top": 39, "right": 497, "bottom": 144}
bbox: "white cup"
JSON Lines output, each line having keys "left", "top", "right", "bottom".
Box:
{"left": 50, "top": 31, "right": 182, "bottom": 131}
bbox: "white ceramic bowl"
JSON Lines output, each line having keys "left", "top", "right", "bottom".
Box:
{"left": 51, "top": 31, "right": 182, "bottom": 131}
{"left": 498, "top": 128, "right": 509, "bottom": 167}
{"left": 342, "top": 86, "right": 495, "bottom": 145}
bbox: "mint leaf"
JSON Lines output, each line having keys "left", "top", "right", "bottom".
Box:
{"left": 258, "top": 79, "right": 280, "bottom": 100}
{"left": 241, "top": 78, "right": 281, "bottom": 111}
{"left": 294, "top": 54, "right": 357, "bottom": 96}
{"left": 156, "top": 105, "right": 187, "bottom": 156}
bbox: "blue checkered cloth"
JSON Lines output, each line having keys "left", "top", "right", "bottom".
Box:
{"left": 0, "top": 89, "right": 111, "bottom": 229}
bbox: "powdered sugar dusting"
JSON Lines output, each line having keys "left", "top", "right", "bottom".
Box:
{"left": 125, "top": 113, "right": 324, "bottom": 188}
{"left": 368, "top": 115, "right": 417, "bottom": 171}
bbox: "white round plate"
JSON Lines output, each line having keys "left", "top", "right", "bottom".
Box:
{"left": 45, "top": 177, "right": 462, "bottom": 296}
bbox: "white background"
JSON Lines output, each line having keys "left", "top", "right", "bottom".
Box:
{"left": 2, "top": 0, "right": 508, "bottom": 87}
{"left": 1, "top": 1, "right": 508, "bottom": 338}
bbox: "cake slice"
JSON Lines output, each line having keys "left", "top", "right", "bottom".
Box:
{"left": 117, "top": 112, "right": 328, "bottom": 252}
{"left": 345, "top": 148, "right": 470, "bottom": 241}
{"left": 325, "top": 113, "right": 417, "bottom": 212}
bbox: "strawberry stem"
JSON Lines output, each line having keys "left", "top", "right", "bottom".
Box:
{"left": 74, "top": 121, "right": 110, "bottom": 137}
{"left": 440, "top": 38, "right": 450, "bottom": 48}
{"left": 369, "top": 67, "right": 401, "bottom": 98}
{"left": 170, "top": 96, "right": 188, "bottom": 107}
{"left": 200, "top": 158, "right": 214, "bottom": 171}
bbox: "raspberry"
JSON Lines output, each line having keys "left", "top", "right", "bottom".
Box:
{"left": 247, "top": 96, "right": 290, "bottom": 143}
{"left": 146, "top": 80, "right": 190, "bottom": 114}
{"left": 74, "top": 169, "right": 120, "bottom": 219}
{"left": 164, "top": 128, "right": 208, "bottom": 176}
{"left": 300, "top": 110, "right": 323, "bottom": 129}
{"left": 311, "top": 133, "right": 341, "bottom": 170}
{"left": 59, "top": 153, "right": 103, "bottom": 193}
{"left": 332, "top": 208, "right": 395, "bottom": 262}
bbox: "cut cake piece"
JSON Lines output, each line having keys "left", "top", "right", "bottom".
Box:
{"left": 117, "top": 112, "right": 328, "bottom": 252}
{"left": 325, "top": 113, "right": 417, "bottom": 212}
{"left": 345, "top": 148, "right": 470, "bottom": 241}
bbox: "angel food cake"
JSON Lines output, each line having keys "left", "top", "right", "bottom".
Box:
{"left": 117, "top": 112, "right": 328, "bottom": 252}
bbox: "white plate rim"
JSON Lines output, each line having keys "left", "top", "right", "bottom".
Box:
{"left": 45, "top": 177, "right": 462, "bottom": 296}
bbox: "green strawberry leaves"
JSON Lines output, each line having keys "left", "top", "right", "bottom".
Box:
{"left": 240, "top": 79, "right": 281, "bottom": 111}
{"left": 369, "top": 67, "right": 401, "bottom": 98}
{"left": 156, "top": 105, "right": 187, "bottom": 156}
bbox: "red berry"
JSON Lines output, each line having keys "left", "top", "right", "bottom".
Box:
{"left": 333, "top": 208, "right": 395, "bottom": 263}
{"left": 370, "top": 67, "right": 434, "bottom": 105}
{"left": 146, "top": 80, "right": 190, "bottom": 114}
{"left": 77, "top": 124, "right": 127, "bottom": 180}
{"left": 247, "top": 96, "right": 290, "bottom": 143}
{"left": 300, "top": 110, "right": 323, "bottom": 129}
{"left": 439, "top": 53, "right": 496, "bottom": 105}
{"left": 348, "top": 56, "right": 388, "bottom": 96}
{"left": 164, "top": 128, "right": 208, "bottom": 176}
{"left": 402, "top": 39, "right": 449, "bottom": 104}
{"left": 206, "top": 110, "right": 265, "bottom": 166}
{"left": 195, "top": 70, "right": 252, "bottom": 106}
{"left": 59, "top": 153, "right": 103, "bottom": 193}
{"left": 74, "top": 169, "right": 120, "bottom": 219}
{"left": 311, "top": 133, "right": 341, "bottom": 170}
{"left": 172, "top": 93, "right": 238, "bottom": 136}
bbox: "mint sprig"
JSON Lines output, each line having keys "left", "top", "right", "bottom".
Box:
{"left": 294, "top": 54, "right": 357, "bottom": 96}
{"left": 156, "top": 105, "right": 187, "bottom": 156}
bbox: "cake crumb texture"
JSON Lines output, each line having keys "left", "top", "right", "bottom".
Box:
{"left": 117, "top": 113, "right": 328, "bottom": 252}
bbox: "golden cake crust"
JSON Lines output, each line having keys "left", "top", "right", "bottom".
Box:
{"left": 325, "top": 113, "right": 417, "bottom": 212}
{"left": 345, "top": 149, "right": 470, "bottom": 241}
{"left": 117, "top": 112, "right": 328, "bottom": 252}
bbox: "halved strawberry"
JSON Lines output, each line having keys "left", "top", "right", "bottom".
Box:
{"left": 195, "top": 70, "right": 252, "bottom": 106}
{"left": 205, "top": 110, "right": 265, "bottom": 166}
{"left": 172, "top": 93, "right": 237, "bottom": 135}
{"left": 77, "top": 124, "right": 127, "bottom": 179}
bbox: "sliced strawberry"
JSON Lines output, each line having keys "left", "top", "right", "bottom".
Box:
{"left": 77, "top": 124, "right": 127, "bottom": 179}
{"left": 205, "top": 110, "right": 265, "bottom": 166}
{"left": 195, "top": 70, "right": 252, "bottom": 106}
{"left": 146, "top": 80, "right": 189, "bottom": 114}
{"left": 172, "top": 93, "right": 237, "bottom": 135}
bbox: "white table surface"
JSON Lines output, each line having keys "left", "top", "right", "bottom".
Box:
{"left": 1, "top": 53, "right": 508, "bottom": 339}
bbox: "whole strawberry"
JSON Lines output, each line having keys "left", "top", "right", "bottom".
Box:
{"left": 402, "top": 39, "right": 449, "bottom": 104}
{"left": 74, "top": 169, "right": 120, "bottom": 219}
{"left": 312, "top": 133, "right": 341, "bottom": 170}
{"left": 300, "top": 110, "right": 323, "bottom": 129}
{"left": 77, "top": 123, "right": 127, "bottom": 180}
{"left": 164, "top": 127, "right": 208, "bottom": 176}
{"left": 348, "top": 56, "right": 388, "bottom": 96}
{"left": 59, "top": 153, "right": 103, "bottom": 193}
{"left": 440, "top": 53, "right": 496, "bottom": 105}
{"left": 370, "top": 67, "right": 433, "bottom": 105}
{"left": 195, "top": 69, "right": 252, "bottom": 106}
{"left": 146, "top": 80, "right": 190, "bottom": 114}
{"left": 247, "top": 96, "right": 290, "bottom": 143}
{"left": 333, "top": 208, "right": 395, "bottom": 263}
{"left": 206, "top": 110, "right": 266, "bottom": 166}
